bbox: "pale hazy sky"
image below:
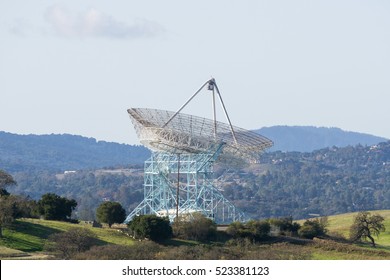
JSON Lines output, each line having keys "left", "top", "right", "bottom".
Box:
{"left": 1, "top": 0, "right": 390, "bottom": 145}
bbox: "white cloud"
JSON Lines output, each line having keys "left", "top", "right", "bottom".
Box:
{"left": 44, "top": 5, "right": 164, "bottom": 39}
{"left": 8, "top": 18, "right": 32, "bottom": 36}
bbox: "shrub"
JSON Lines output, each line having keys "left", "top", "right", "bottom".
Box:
{"left": 45, "top": 228, "right": 98, "bottom": 259}
{"left": 247, "top": 220, "right": 271, "bottom": 240}
{"left": 226, "top": 221, "right": 247, "bottom": 239}
{"left": 128, "top": 215, "right": 172, "bottom": 242}
{"left": 269, "top": 216, "right": 301, "bottom": 236}
{"left": 226, "top": 219, "right": 271, "bottom": 242}
{"left": 173, "top": 213, "right": 217, "bottom": 242}
{"left": 298, "top": 218, "right": 327, "bottom": 239}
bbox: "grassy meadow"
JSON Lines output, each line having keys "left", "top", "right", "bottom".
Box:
{"left": 326, "top": 210, "right": 390, "bottom": 249}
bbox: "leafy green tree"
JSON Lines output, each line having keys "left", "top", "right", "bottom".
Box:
{"left": 173, "top": 213, "right": 217, "bottom": 242}
{"left": 226, "top": 221, "right": 247, "bottom": 239}
{"left": 0, "top": 188, "right": 10, "bottom": 197}
{"left": 45, "top": 228, "right": 97, "bottom": 259}
{"left": 0, "top": 193, "right": 38, "bottom": 237}
{"left": 128, "top": 214, "right": 172, "bottom": 242}
{"left": 246, "top": 220, "right": 271, "bottom": 240}
{"left": 0, "top": 196, "right": 16, "bottom": 237}
{"left": 226, "top": 219, "right": 271, "bottom": 242}
{"left": 37, "top": 193, "right": 77, "bottom": 221}
{"left": 269, "top": 216, "right": 301, "bottom": 236}
{"left": 349, "top": 211, "right": 386, "bottom": 247}
{"left": 0, "top": 170, "right": 15, "bottom": 199}
{"left": 0, "top": 171, "right": 24, "bottom": 237}
{"left": 0, "top": 170, "right": 16, "bottom": 188}
{"left": 298, "top": 218, "right": 327, "bottom": 239}
{"left": 96, "top": 201, "right": 126, "bottom": 227}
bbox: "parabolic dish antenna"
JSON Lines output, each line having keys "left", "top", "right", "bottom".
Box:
{"left": 128, "top": 79, "right": 273, "bottom": 161}
{"left": 124, "top": 78, "right": 273, "bottom": 224}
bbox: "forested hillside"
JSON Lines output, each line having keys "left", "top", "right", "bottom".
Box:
{"left": 1, "top": 127, "right": 386, "bottom": 172}
{"left": 6, "top": 141, "right": 390, "bottom": 221}
{"left": 226, "top": 141, "right": 390, "bottom": 219}
{"left": 0, "top": 131, "right": 150, "bottom": 172}
{"left": 256, "top": 126, "right": 388, "bottom": 152}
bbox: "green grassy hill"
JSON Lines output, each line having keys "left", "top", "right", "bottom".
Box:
{"left": 297, "top": 210, "right": 390, "bottom": 260}
{"left": 326, "top": 210, "right": 390, "bottom": 248}
{"left": 0, "top": 218, "right": 133, "bottom": 259}
{"left": 1, "top": 210, "right": 390, "bottom": 260}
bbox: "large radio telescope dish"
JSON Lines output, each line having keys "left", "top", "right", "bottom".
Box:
{"left": 124, "top": 78, "right": 273, "bottom": 224}
{"left": 128, "top": 108, "right": 272, "bottom": 161}
{"left": 128, "top": 79, "right": 273, "bottom": 161}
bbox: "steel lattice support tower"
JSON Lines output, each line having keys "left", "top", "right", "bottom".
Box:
{"left": 124, "top": 150, "right": 246, "bottom": 223}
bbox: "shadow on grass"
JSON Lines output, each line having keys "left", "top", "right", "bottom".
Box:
{"left": 1, "top": 220, "right": 118, "bottom": 255}
{"left": 1, "top": 235, "right": 43, "bottom": 252}
{"left": 1, "top": 220, "right": 62, "bottom": 252}
{"left": 11, "top": 220, "right": 62, "bottom": 239}
{"left": 90, "top": 237, "right": 110, "bottom": 247}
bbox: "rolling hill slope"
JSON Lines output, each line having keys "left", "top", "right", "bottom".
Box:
{"left": 1, "top": 211, "right": 389, "bottom": 260}
{"left": 256, "top": 126, "right": 388, "bottom": 152}
{"left": 0, "top": 131, "right": 150, "bottom": 172}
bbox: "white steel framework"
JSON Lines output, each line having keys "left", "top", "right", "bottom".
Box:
{"left": 124, "top": 150, "right": 245, "bottom": 223}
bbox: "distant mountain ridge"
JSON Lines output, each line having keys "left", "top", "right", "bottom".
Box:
{"left": 256, "top": 126, "right": 388, "bottom": 152}
{"left": 0, "top": 126, "right": 388, "bottom": 172}
{"left": 0, "top": 131, "right": 150, "bottom": 172}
